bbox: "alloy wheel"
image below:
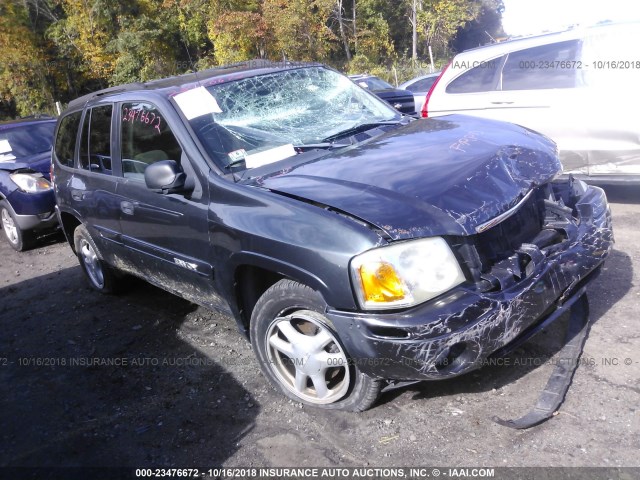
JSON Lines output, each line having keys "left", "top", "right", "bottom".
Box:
{"left": 266, "top": 311, "right": 350, "bottom": 404}
{"left": 1, "top": 208, "right": 19, "bottom": 245}
{"left": 79, "top": 238, "right": 104, "bottom": 288}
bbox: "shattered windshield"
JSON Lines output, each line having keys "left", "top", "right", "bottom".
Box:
{"left": 178, "top": 66, "right": 400, "bottom": 170}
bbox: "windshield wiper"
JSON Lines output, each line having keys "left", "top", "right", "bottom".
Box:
{"left": 292, "top": 143, "right": 336, "bottom": 151}
{"left": 225, "top": 158, "right": 246, "bottom": 170}
{"left": 322, "top": 121, "right": 402, "bottom": 142}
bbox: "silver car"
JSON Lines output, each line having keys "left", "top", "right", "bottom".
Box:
{"left": 423, "top": 22, "right": 640, "bottom": 183}
{"left": 399, "top": 72, "right": 441, "bottom": 113}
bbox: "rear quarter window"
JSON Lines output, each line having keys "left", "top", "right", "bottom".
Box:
{"left": 445, "top": 56, "right": 505, "bottom": 94}
{"left": 407, "top": 77, "right": 438, "bottom": 92}
{"left": 55, "top": 112, "right": 82, "bottom": 167}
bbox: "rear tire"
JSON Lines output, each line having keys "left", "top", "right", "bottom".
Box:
{"left": 250, "top": 279, "right": 382, "bottom": 411}
{"left": 73, "top": 224, "right": 120, "bottom": 293}
{"left": 0, "top": 201, "right": 34, "bottom": 252}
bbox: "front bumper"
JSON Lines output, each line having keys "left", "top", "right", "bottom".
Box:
{"left": 5, "top": 189, "right": 58, "bottom": 231}
{"left": 327, "top": 184, "right": 613, "bottom": 381}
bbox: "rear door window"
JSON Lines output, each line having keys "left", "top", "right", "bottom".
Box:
{"left": 502, "top": 40, "right": 581, "bottom": 90}
{"left": 79, "top": 105, "right": 113, "bottom": 174}
{"left": 120, "top": 102, "right": 183, "bottom": 180}
{"left": 54, "top": 112, "right": 82, "bottom": 167}
{"left": 407, "top": 77, "right": 438, "bottom": 92}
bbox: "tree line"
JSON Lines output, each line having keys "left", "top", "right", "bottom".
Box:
{"left": 0, "top": 0, "right": 504, "bottom": 119}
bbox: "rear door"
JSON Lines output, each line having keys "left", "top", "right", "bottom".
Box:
{"left": 68, "top": 104, "right": 126, "bottom": 259}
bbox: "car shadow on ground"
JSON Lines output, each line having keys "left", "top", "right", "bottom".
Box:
{"left": 0, "top": 265, "right": 257, "bottom": 468}
{"left": 377, "top": 247, "right": 633, "bottom": 407}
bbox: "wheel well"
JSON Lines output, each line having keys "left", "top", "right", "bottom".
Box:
{"left": 59, "top": 212, "right": 82, "bottom": 252}
{"left": 235, "top": 265, "right": 284, "bottom": 331}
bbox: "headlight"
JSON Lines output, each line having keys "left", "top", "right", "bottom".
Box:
{"left": 350, "top": 237, "right": 466, "bottom": 310}
{"left": 10, "top": 173, "right": 52, "bottom": 193}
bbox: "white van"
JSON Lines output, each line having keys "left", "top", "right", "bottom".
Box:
{"left": 423, "top": 22, "right": 640, "bottom": 183}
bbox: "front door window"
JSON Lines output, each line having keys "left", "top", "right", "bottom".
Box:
{"left": 120, "top": 102, "right": 183, "bottom": 180}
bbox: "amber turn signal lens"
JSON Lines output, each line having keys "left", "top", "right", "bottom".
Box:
{"left": 359, "top": 262, "right": 406, "bottom": 303}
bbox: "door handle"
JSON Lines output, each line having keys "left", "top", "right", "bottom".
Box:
{"left": 120, "top": 201, "right": 135, "bottom": 215}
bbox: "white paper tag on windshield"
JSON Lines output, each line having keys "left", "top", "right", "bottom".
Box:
{"left": 174, "top": 86, "right": 223, "bottom": 120}
{"left": 245, "top": 144, "right": 297, "bottom": 169}
{"left": 228, "top": 149, "right": 247, "bottom": 162}
{"left": 0, "top": 139, "right": 12, "bottom": 154}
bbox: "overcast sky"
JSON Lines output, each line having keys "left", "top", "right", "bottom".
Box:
{"left": 501, "top": 0, "right": 640, "bottom": 36}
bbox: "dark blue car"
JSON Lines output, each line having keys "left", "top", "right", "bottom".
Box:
{"left": 0, "top": 117, "right": 58, "bottom": 251}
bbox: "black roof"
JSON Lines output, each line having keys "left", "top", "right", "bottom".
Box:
{"left": 67, "top": 60, "right": 320, "bottom": 110}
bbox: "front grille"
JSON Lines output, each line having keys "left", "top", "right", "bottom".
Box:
{"left": 473, "top": 191, "right": 543, "bottom": 270}
{"left": 449, "top": 189, "right": 544, "bottom": 282}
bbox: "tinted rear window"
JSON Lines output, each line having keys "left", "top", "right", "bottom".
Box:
{"left": 406, "top": 76, "right": 438, "bottom": 92}
{"left": 446, "top": 56, "right": 504, "bottom": 93}
{"left": 55, "top": 112, "right": 82, "bottom": 167}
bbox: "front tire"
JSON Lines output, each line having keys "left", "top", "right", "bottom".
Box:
{"left": 0, "top": 201, "right": 34, "bottom": 252}
{"left": 73, "top": 224, "right": 119, "bottom": 293}
{"left": 250, "top": 279, "right": 382, "bottom": 411}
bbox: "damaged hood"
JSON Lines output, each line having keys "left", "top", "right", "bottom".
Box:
{"left": 257, "top": 115, "right": 561, "bottom": 239}
{"left": 0, "top": 151, "right": 52, "bottom": 178}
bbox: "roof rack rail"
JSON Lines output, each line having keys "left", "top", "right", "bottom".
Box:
{"left": 63, "top": 59, "right": 319, "bottom": 112}
{"left": 68, "top": 82, "right": 146, "bottom": 110}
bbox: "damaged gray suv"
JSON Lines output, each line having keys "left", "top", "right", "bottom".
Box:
{"left": 52, "top": 61, "right": 613, "bottom": 412}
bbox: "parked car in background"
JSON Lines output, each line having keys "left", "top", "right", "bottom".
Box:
{"left": 349, "top": 74, "right": 415, "bottom": 114}
{"left": 0, "top": 117, "right": 58, "bottom": 251}
{"left": 399, "top": 71, "right": 441, "bottom": 113}
{"left": 423, "top": 21, "right": 640, "bottom": 184}
{"left": 53, "top": 61, "right": 612, "bottom": 411}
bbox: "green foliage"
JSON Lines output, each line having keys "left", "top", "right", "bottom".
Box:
{"left": 353, "top": 0, "right": 396, "bottom": 63}
{"left": 208, "top": 11, "right": 268, "bottom": 64}
{"left": 262, "top": 0, "right": 337, "bottom": 61}
{"left": 347, "top": 54, "right": 446, "bottom": 86}
{"left": 453, "top": 0, "right": 505, "bottom": 51}
{"left": 0, "top": 0, "right": 502, "bottom": 118}
{"left": 0, "top": 2, "right": 55, "bottom": 118}
{"left": 417, "top": 0, "right": 481, "bottom": 59}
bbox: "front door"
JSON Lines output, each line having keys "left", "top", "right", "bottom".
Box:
{"left": 114, "top": 100, "right": 221, "bottom": 308}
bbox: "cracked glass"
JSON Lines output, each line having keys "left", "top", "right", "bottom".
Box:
{"left": 185, "top": 66, "right": 400, "bottom": 170}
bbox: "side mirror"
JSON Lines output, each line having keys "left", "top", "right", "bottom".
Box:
{"left": 144, "top": 160, "right": 187, "bottom": 194}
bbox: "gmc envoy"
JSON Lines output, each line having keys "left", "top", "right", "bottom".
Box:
{"left": 52, "top": 61, "right": 613, "bottom": 411}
